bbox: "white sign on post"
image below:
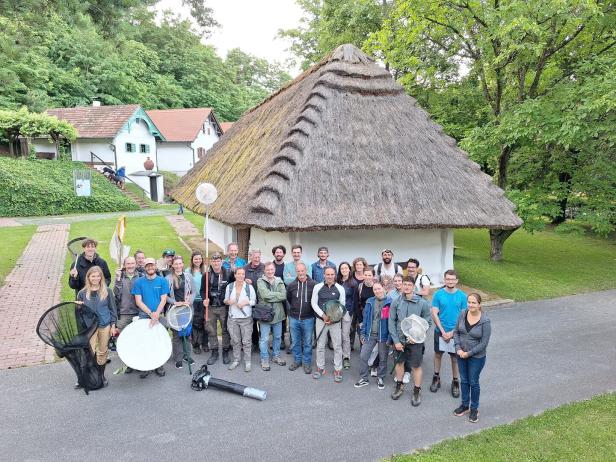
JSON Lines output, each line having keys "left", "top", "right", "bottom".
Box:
{"left": 74, "top": 170, "right": 92, "bottom": 197}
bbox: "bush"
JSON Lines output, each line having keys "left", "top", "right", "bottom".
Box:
{"left": 0, "top": 158, "right": 139, "bottom": 217}
{"left": 159, "top": 170, "right": 181, "bottom": 201}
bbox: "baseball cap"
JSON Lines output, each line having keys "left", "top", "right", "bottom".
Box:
{"left": 144, "top": 258, "right": 156, "bottom": 266}
{"left": 162, "top": 249, "right": 176, "bottom": 257}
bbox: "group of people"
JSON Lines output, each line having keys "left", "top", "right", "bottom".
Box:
{"left": 68, "top": 241, "right": 491, "bottom": 422}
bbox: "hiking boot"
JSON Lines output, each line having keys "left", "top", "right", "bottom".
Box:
{"left": 403, "top": 372, "right": 411, "bottom": 384}
{"left": 222, "top": 349, "right": 231, "bottom": 365}
{"left": 452, "top": 379, "right": 460, "bottom": 398}
{"left": 411, "top": 386, "right": 421, "bottom": 406}
{"left": 288, "top": 362, "right": 301, "bottom": 371}
{"left": 193, "top": 345, "right": 202, "bottom": 355}
{"left": 228, "top": 361, "right": 240, "bottom": 370}
{"left": 139, "top": 371, "right": 150, "bottom": 379}
{"left": 391, "top": 382, "right": 404, "bottom": 400}
{"left": 303, "top": 364, "right": 312, "bottom": 375}
{"left": 454, "top": 405, "right": 470, "bottom": 416}
{"left": 175, "top": 361, "right": 183, "bottom": 369}
{"left": 430, "top": 374, "right": 441, "bottom": 392}
{"left": 333, "top": 370, "right": 343, "bottom": 383}
{"left": 468, "top": 408, "right": 479, "bottom": 423}
{"left": 272, "top": 356, "right": 286, "bottom": 366}
{"left": 154, "top": 366, "right": 165, "bottom": 377}
{"left": 343, "top": 358, "right": 350, "bottom": 370}
{"left": 312, "top": 368, "right": 324, "bottom": 379}
{"left": 377, "top": 377, "right": 385, "bottom": 390}
{"left": 261, "top": 361, "right": 270, "bottom": 371}
{"left": 244, "top": 362, "right": 251, "bottom": 372}
{"left": 354, "top": 378, "right": 369, "bottom": 388}
{"left": 207, "top": 349, "right": 219, "bottom": 365}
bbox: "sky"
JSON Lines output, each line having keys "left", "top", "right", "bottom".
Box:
{"left": 156, "top": 0, "right": 305, "bottom": 76}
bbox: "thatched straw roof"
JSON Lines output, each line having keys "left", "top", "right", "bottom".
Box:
{"left": 172, "top": 44, "right": 522, "bottom": 232}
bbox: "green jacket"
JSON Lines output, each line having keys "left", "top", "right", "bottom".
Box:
{"left": 256, "top": 276, "right": 287, "bottom": 324}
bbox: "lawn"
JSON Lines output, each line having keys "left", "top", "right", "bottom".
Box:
{"left": 60, "top": 215, "right": 190, "bottom": 300}
{"left": 0, "top": 225, "right": 36, "bottom": 285}
{"left": 454, "top": 228, "right": 616, "bottom": 301}
{"left": 391, "top": 393, "right": 616, "bottom": 461}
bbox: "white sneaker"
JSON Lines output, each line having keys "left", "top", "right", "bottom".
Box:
{"left": 403, "top": 372, "right": 411, "bottom": 384}
{"left": 228, "top": 361, "right": 240, "bottom": 370}
{"left": 244, "top": 362, "right": 251, "bottom": 372}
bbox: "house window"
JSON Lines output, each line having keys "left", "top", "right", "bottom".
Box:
{"left": 140, "top": 144, "right": 150, "bottom": 153}
{"left": 125, "top": 143, "right": 136, "bottom": 152}
{"left": 197, "top": 147, "right": 206, "bottom": 159}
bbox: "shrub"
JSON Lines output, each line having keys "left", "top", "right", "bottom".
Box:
{"left": 0, "top": 158, "right": 139, "bottom": 217}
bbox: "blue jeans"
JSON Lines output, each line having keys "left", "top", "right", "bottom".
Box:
{"left": 259, "top": 321, "right": 283, "bottom": 362}
{"left": 457, "top": 355, "right": 486, "bottom": 410}
{"left": 289, "top": 316, "right": 314, "bottom": 365}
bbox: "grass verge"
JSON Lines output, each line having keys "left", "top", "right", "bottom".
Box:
{"left": 60, "top": 216, "right": 190, "bottom": 301}
{"left": 454, "top": 229, "right": 616, "bottom": 301}
{"left": 0, "top": 225, "right": 37, "bottom": 285}
{"left": 390, "top": 393, "right": 616, "bottom": 461}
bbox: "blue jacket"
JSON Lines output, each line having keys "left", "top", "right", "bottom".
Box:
{"left": 360, "top": 295, "right": 392, "bottom": 343}
{"left": 310, "top": 260, "right": 336, "bottom": 283}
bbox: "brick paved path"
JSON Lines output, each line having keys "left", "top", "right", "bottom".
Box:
{"left": 0, "top": 224, "right": 69, "bottom": 369}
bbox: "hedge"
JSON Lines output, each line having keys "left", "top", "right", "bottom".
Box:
{"left": 0, "top": 158, "right": 139, "bottom": 217}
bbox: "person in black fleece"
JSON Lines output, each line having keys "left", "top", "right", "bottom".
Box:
{"left": 286, "top": 263, "right": 317, "bottom": 374}
{"left": 69, "top": 238, "right": 111, "bottom": 297}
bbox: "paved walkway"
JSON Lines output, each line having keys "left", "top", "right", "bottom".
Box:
{"left": 1, "top": 290, "right": 615, "bottom": 460}
{"left": 0, "top": 224, "right": 69, "bottom": 369}
{"left": 166, "top": 214, "right": 223, "bottom": 253}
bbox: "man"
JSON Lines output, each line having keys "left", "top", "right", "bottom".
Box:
{"left": 310, "top": 247, "right": 336, "bottom": 283}
{"left": 351, "top": 267, "right": 375, "bottom": 351}
{"left": 243, "top": 249, "right": 265, "bottom": 347}
{"left": 407, "top": 258, "right": 431, "bottom": 298}
{"left": 430, "top": 269, "right": 467, "bottom": 397}
{"left": 69, "top": 238, "right": 111, "bottom": 297}
{"left": 223, "top": 242, "right": 246, "bottom": 272}
{"left": 374, "top": 249, "right": 403, "bottom": 278}
{"left": 389, "top": 276, "right": 432, "bottom": 405}
{"left": 157, "top": 249, "right": 175, "bottom": 277}
{"left": 283, "top": 245, "right": 313, "bottom": 285}
{"left": 202, "top": 252, "right": 233, "bottom": 365}
{"left": 113, "top": 256, "right": 142, "bottom": 373}
{"left": 131, "top": 258, "right": 170, "bottom": 379}
{"left": 271, "top": 245, "right": 286, "bottom": 279}
{"left": 355, "top": 282, "right": 391, "bottom": 390}
{"left": 311, "top": 267, "right": 345, "bottom": 382}
{"left": 286, "top": 263, "right": 317, "bottom": 374}
{"left": 134, "top": 250, "right": 147, "bottom": 275}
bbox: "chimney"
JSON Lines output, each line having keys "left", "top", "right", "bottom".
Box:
{"left": 92, "top": 99, "right": 101, "bottom": 107}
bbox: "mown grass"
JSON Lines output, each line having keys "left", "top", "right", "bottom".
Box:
{"left": 0, "top": 225, "right": 37, "bottom": 285}
{"left": 390, "top": 393, "right": 616, "bottom": 462}
{"left": 60, "top": 215, "right": 190, "bottom": 301}
{"left": 454, "top": 228, "right": 616, "bottom": 301}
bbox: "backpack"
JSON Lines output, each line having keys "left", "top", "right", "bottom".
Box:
{"left": 375, "top": 262, "right": 402, "bottom": 277}
{"left": 416, "top": 273, "right": 431, "bottom": 288}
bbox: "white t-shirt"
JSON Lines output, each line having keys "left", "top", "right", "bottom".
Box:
{"left": 375, "top": 262, "right": 403, "bottom": 278}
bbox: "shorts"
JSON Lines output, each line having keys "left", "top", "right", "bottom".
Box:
{"left": 395, "top": 342, "right": 424, "bottom": 369}
{"left": 434, "top": 330, "right": 456, "bottom": 355}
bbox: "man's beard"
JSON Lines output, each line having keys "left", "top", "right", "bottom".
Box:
{"left": 383, "top": 258, "right": 392, "bottom": 264}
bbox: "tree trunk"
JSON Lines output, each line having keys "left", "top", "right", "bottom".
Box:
{"left": 489, "top": 228, "right": 516, "bottom": 261}
{"left": 497, "top": 144, "right": 514, "bottom": 189}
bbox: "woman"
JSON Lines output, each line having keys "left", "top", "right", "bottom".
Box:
{"left": 337, "top": 262, "right": 356, "bottom": 367}
{"left": 256, "top": 262, "right": 287, "bottom": 371}
{"left": 388, "top": 274, "right": 403, "bottom": 302}
{"left": 352, "top": 257, "right": 367, "bottom": 285}
{"left": 453, "top": 293, "right": 492, "bottom": 423}
{"left": 165, "top": 255, "right": 195, "bottom": 370}
{"left": 224, "top": 267, "right": 256, "bottom": 372}
{"left": 76, "top": 266, "right": 117, "bottom": 388}
{"left": 189, "top": 250, "right": 208, "bottom": 354}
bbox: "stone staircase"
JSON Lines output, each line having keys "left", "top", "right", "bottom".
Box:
{"left": 121, "top": 188, "right": 150, "bottom": 209}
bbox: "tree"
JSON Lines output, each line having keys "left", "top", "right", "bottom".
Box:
{"left": 371, "top": 0, "right": 616, "bottom": 259}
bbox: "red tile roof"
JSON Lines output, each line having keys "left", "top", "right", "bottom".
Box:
{"left": 146, "top": 108, "right": 213, "bottom": 142}
{"left": 220, "top": 122, "right": 234, "bottom": 133}
{"left": 46, "top": 105, "right": 140, "bottom": 138}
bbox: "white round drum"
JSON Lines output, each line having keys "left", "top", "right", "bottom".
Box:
{"left": 117, "top": 318, "right": 172, "bottom": 371}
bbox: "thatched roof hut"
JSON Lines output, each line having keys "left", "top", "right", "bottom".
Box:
{"left": 172, "top": 44, "right": 521, "bottom": 280}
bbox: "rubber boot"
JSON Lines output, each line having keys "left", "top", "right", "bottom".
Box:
{"left": 99, "top": 363, "right": 108, "bottom": 388}
{"left": 207, "top": 349, "right": 219, "bottom": 365}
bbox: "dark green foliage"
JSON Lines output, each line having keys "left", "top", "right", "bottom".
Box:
{"left": 0, "top": 3, "right": 290, "bottom": 121}
{"left": 0, "top": 158, "right": 139, "bottom": 217}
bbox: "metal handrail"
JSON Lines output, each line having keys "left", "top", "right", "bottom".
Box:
{"left": 89, "top": 151, "right": 148, "bottom": 199}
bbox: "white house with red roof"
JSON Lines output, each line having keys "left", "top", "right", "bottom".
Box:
{"left": 146, "top": 108, "right": 223, "bottom": 176}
